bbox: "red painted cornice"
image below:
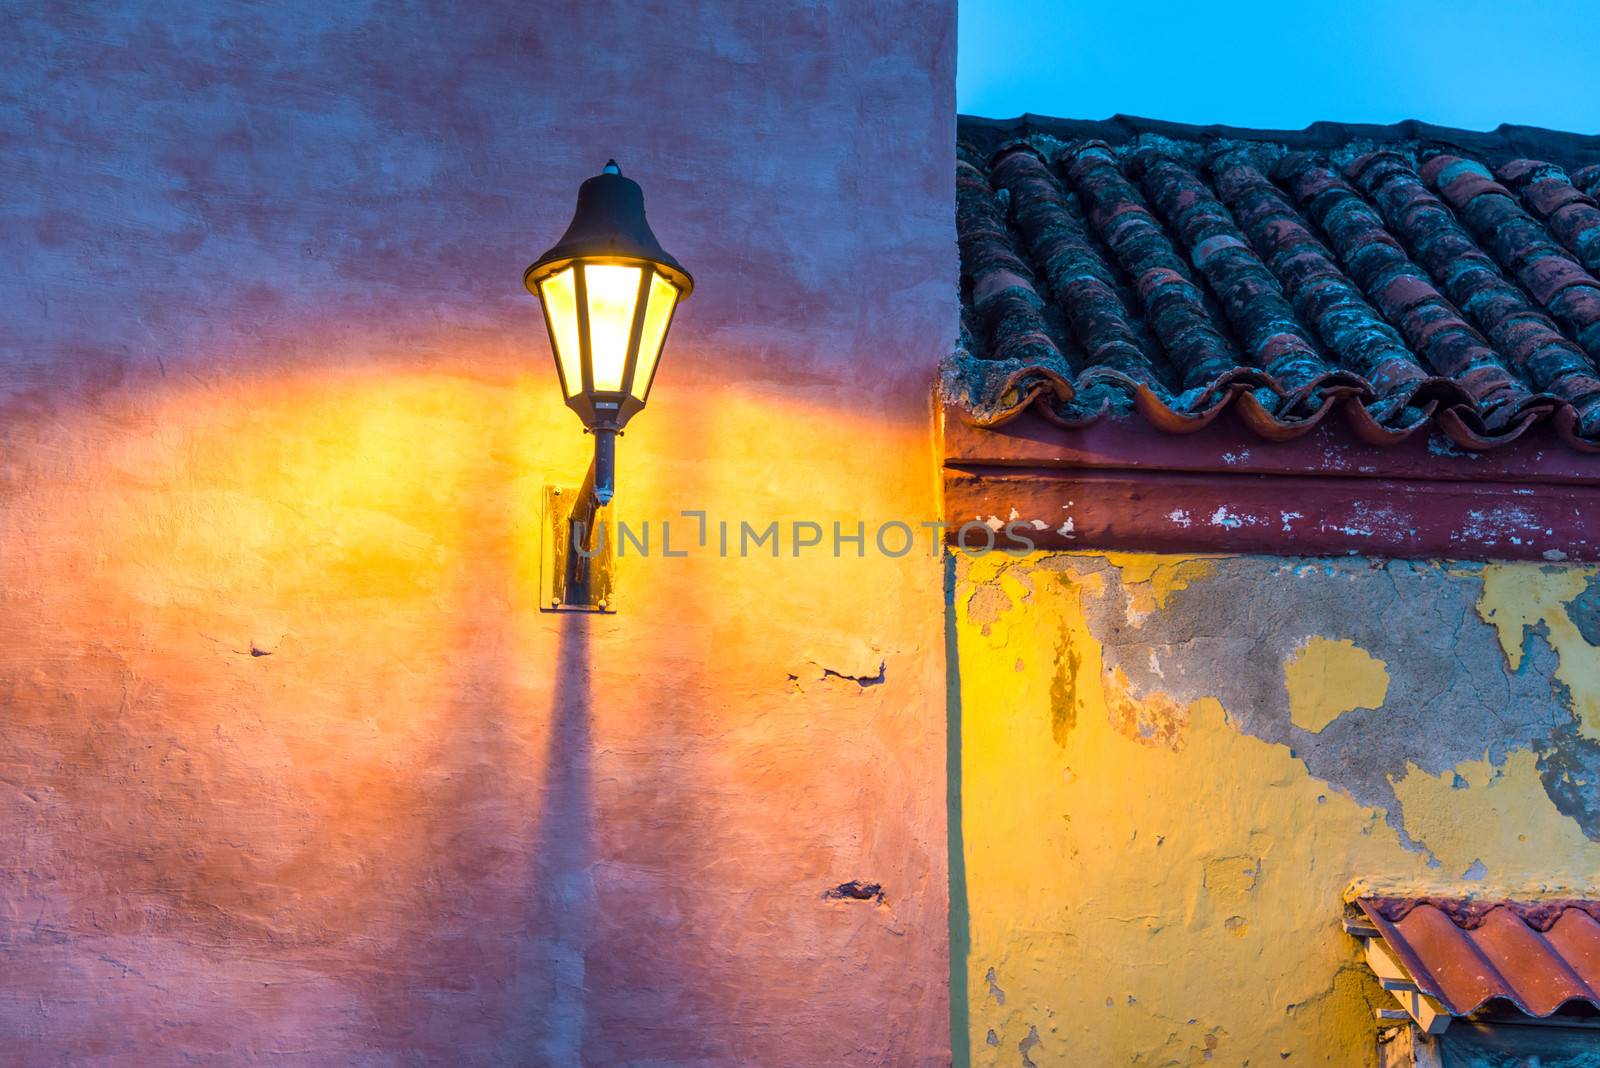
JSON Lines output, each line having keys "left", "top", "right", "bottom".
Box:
{"left": 941, "top": 402, "right": 1600, "bottom": 561}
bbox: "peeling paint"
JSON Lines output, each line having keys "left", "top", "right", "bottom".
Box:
{"left": 1208, "top": 505, "right": 1263, "bottom": 530}
{"left": 1105, "top": 667, "right": 1189, "bottom": 751}
{"left": 1284, "top": 637, "right": 1390, "bottom": 733}
{"left": 787, "top": 643, "right": 889, "bottom": 692}
{"left": 1570, "top": 574, "right": 1600, "bottom": 646}
{"left": 1098, "top": 553, "right": 1219, "bottom": 623}
{"left": 1391, "top": 749, "right": 1600, "bottom": 882}
{"left": 1476, "top": 564, "right": 1600, "bottom": 738}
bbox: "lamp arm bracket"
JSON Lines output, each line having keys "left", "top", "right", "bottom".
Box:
{"left": 567, "top": 427, "right": 617, "bottom": 564}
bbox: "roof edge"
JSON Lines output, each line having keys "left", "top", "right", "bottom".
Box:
{"left": 957, "top": 112, "right": 1600, "bottom": 169}
{"left": 1344, "top": 879, "right": 1600, "bottom": 906}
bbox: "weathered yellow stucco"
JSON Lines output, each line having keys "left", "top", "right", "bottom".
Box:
{"left": 955, "top": 551, "right": 1600, "bottom": 1067}
{"left": 1285, "top": 638, "right": 1390, "bottom": 734}
{"left": 1098, "top": 553, "right": 1221, "bottom": 624}
{"left": 1475, "top": 563, "right": 1600, "bottom": 738}
{"left": 1391, "top": 750, "right": 1600, "bottom": 882}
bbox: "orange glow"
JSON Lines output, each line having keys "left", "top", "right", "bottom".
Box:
{"left": 0, "top": 341, "right": 944, "bottom": 1060}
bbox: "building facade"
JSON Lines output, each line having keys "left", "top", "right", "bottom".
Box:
{"left": 948, "top": 118, "right": 1600, "bottom": 1065}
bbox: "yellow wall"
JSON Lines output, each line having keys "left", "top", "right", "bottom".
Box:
{"left": 953, "top": 551, "right": 1600, "bottom": 1067}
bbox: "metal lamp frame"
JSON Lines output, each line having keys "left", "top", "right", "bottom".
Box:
{"left": 525, "top": 161, "right": 692, "bottom": 612}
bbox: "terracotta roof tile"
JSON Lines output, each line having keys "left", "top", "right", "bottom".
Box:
{"left": 1358, "top": 896, "right": 1600, "bottom": 1017}
{"left": 949, "top": 115, "right": 1600, "bottom": 453}
{"left": 1573, "top": 165, "right": 1600, "bottom": 198}
{"left": 1358, "top": 153, "right": 1600, "bottom": 432}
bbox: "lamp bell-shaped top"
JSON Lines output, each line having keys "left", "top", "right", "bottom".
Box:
{"left": 525, "top": 161, "right": 693, "bottom": 294}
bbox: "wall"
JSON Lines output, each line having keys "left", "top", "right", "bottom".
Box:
{"left": 953, "top": 551, "right": 1600, "bottom": 1066}
{"left": 0, "top": 2, "right": 956, "bottom": 1064}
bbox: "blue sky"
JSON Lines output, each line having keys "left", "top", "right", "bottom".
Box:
{"left": 958, "top": 0, "right": 1600, "bottom": 133}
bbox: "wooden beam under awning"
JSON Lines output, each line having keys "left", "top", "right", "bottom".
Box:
{"left": 1346, "top": 918, "right": 1453, "bottom": 1036}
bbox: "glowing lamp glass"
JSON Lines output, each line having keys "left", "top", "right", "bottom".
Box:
{"left": 632, "top": 271, "right": 679, "bottom": 403}
{"left": 530, "top": 260, "right": 684, "bottom": 423}
{"left": 537, "top": 267, "right": 584, "bottom": 398}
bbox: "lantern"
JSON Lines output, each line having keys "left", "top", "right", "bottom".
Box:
{"left": 525, "top": 160, "right": 692, "bottom": 611}
{"left": 524, "top": 160, "right": 693, "bottom": 442}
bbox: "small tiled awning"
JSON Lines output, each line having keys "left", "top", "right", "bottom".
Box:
{"left": 1347, "top": 896, "right": 1600, "bottom": 1033}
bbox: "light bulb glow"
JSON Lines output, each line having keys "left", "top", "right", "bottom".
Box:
{"left": 583, "top": 264, "right": 643, "bottom": 393}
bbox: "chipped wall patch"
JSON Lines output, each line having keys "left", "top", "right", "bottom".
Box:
{"left": 1208, "top": 505, "right": 1255, "bottom": 530}
{"left": 1391, "top": 749, "right": 1600, "bottom": 880}
{"left": 1284, "top": 637, "right": 1390, "bottom": 733}
{"left": 1476, "top": 564, "right": 1600, "bottom": 738}
{"left": 1105, "top": 666, "right": 1189, "bottom": 751}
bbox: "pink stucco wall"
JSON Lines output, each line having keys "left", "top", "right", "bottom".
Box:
{"left": 1, "top": 3, "right": 956, "bottom": 1064}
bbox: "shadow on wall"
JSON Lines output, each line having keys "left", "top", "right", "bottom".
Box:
{"left": 0, "top": 329, "right": 941, "bottom": 1063}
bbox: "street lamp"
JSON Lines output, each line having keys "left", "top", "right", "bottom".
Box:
{"left": 525, "top": 160, "right": 692, "bottom": 611}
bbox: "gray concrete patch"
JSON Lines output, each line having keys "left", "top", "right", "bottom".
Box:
{"left": 1034, "top": 556, "right": 1585, "bottom": 840}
